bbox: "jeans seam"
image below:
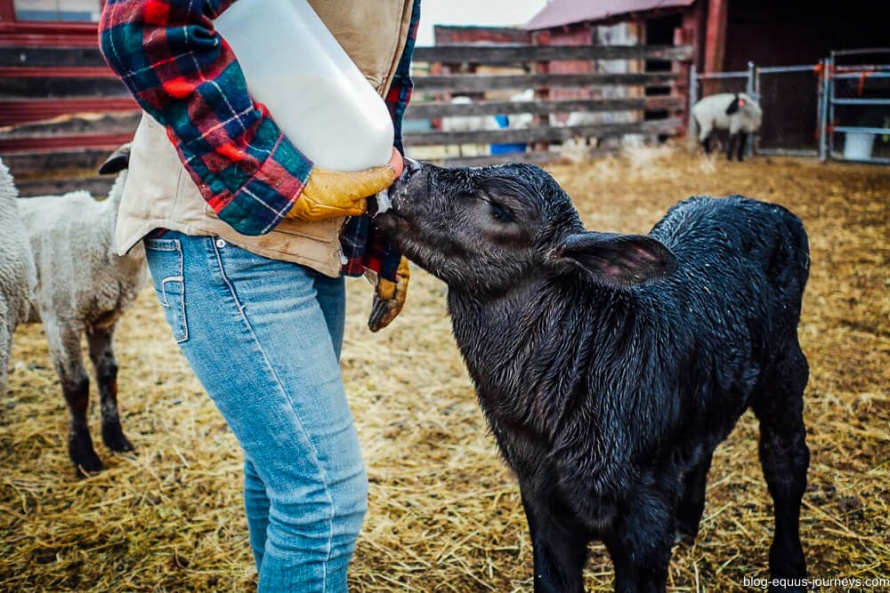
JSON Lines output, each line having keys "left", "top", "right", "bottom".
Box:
{"left": 209, "top": 239, "right": 336, "bottom": 586}
{"left": 145, "top": 238, "right": 188, "bottom": 342}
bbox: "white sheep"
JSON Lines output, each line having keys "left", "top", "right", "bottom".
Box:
{"left": 0, "top": 158, "right": 37, "bottom": 395}
{"left": 505, "top": 88, "right": 535, "bottom": 130}
{"left": 560, "top": 111, "right": 602, "bottom": 153}
{"left": 17, "top": 144, "right": 148, "bottom": 475}
{"left": 441, "top": 95, "right": 502, "bottom": 157}
{"left": 692, "top": 92, "right": 763, "bottom": 161}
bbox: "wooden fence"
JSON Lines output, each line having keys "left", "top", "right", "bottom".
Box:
{"left": 0, "top": 29, "right": 139, "bottom": 196}
{"left": 403, "top": 43, "right": 693, "bottom": 166}
{"left": 1, "top": 41, "right": 692, "bottom": 196}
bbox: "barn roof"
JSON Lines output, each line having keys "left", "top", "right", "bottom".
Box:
{"left": 524, "top": 0, "right": 695, "bottom": 31}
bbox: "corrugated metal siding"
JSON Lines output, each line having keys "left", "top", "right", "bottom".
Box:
{"left": 525, "top": 0, "right": 694, "bottom": 31}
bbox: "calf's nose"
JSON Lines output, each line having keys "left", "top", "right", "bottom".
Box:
{"left": 403, "top": 157, "right": 422, "bottom": 177}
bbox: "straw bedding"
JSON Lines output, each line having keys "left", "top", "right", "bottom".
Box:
{"left": 1, "top": 149, "right": 887, "bottom": 592}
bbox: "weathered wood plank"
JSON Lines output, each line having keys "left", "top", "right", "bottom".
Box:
{"left": 0, "top": 97, "right": 139, "bottom": 127}
{"left": 3, "top": 149, "right": 114, "bottom": 177}
{"left": 0, "top": 44, "right": 693, "bottom": 69}
{"left": 423, "top": 146, "right": 618, "bottom": 167}
{"left": 0, "top": 46, "right": 108, "bottom": 68}
{"left": 0, "top": 131, "right": 135, "bottom": 153}
{"left": 1, "top": 111, "right": 141, "bottom": 138}
{"left": 413, "top": 72, "right": 681, "bottom": 93}
{"left": 412, "top": 44, "right": 694, "bottom": 65}
{"left": 0, "top": 76, "right": 131, "bottom": 99}
{"left": 405, "top": 96, "right": 683, "bottom": 119}
{"left": 15, "top": 176, "right": 115, "bottom": 198}
{"left": 403, "top": 118, "right": 684, "bottom": 146}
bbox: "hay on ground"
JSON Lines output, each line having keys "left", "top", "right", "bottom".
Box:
{"left": 1, "top": 149, "right": 888, "bottom": 592}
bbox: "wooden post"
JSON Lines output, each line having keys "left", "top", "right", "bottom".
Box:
{"left": 0, "top": 0, "right": 16, "bottom": 27}
{"left": 531, "top": 29, "right": 552, "bottom": 153}
{"left": 704, "top": 0, "right": 728, "bottom": 74}
{"left": 673, "top": 23, "right": 693, "bottom": 135}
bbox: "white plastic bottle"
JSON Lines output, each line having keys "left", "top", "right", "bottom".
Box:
{"left": 215, "top": 0, "right": 395, "bottom": 172}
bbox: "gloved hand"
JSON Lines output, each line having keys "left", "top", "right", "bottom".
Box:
{"left": 368, "top": 256, "right": 410, "bottom": 332}
{"left": 288, "top": 148, "right": 404, "bottom": 221}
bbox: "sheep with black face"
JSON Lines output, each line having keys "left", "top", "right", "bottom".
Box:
{"left": 374, "top": 162, "right": 811, "bottom": 593}
{"left": 692, "top": 92, "right": 763, "bottom": 162}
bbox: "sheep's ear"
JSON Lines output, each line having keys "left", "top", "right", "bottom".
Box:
{"left": 551, "top": 232, "right": 677, "bottom": 287}
{"left": 726, "top": 95, "right": 741, "bottom": 115}
{"left": 98, "top": 144, "right": 131, "bottom": 175}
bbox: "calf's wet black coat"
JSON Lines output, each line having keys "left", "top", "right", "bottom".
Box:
{"left": 374, "top": 162, "right": 811, "bottom": 593}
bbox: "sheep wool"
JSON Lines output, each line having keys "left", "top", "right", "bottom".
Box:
{"left": 0, "top": 158, "right": 36, "bottom": 394}
{"left": 17, "top": 146, "right": 148, "bottom": 473}
{"left": 692, "top": 92, "right": 763, "bottom": 161}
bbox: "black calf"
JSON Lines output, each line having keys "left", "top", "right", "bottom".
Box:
{"left": 375, "top": 162, "right": 810, "bottom": 592}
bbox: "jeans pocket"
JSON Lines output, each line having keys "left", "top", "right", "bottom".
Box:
{"left": 144, "top": 237, "right": 189, "bottom": 343}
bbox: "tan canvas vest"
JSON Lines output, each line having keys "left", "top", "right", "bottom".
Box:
{"left": 116, "top": 0, "right": 415, "bottom": 278}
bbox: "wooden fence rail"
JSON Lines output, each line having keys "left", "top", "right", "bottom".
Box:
{"left": 403, "top": 43, "right": 692, "bottom": 166}
{"left": 1, "top": 41, "right": 692, "bottom": 195}
{"left": 412, "top": 71, "right": 682, "bottom": 93}
{"left": 404, "top": 118, "right": 685, "bottom": 147}
{"left": 412, "top": 43, "right": 694, "bottom": 65}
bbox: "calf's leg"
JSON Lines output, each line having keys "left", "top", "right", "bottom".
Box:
{"left": 603, "top": 486, "right": 675, "bottom": 593}
{"left": 674, "top": 452, "right": 714, "bottom": 544}
{"left": 87, "top": 326, "right": 133, "bottom": 453}
{"left": 752, "top": 347, "right": 809, "bottom": 593}
{"left": 521, "top": 490, "right": 589, "bottom": 593}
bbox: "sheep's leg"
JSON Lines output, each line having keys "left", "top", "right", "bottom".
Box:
{"left": 1, "top": 322, "right": 10, "bottom": 395}
{"left": 45, "top": 320, "right": 103, "bottom": 474}
{"left": 698, "top": 124, "right": 713, "bottom": 154}
{"left": 736, "top": 131, "right": 749, "bottom": 161}
{"left": 674, "top": 451, "right": 714, "bottom": 544}
{"left": 726, "top": 133, "right": 737, "bottom": 161}
{"left": 752, "top": 349, "right": 809, "bottom": 592}
{"left": 87, "top": 327, "right": 133, "bottom": 454}
{"left": 520, "top": 490, "right": 588, "bottom": 593}
{"left": 603, "top": 486, "right": 674, "bottom": 593}
{"left": 701, "top": 134, "right": 713, "bottom": 154}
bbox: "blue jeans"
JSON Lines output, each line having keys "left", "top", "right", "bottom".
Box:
{"left": 144, "top": 232, "right": 367, "bottom": 592}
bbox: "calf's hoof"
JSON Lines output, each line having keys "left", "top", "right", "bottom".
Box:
{"left": 673, "top": 527, "right": 698, "bottom": 546}
{"left": 103, "top": 423, "right": 135, "bottom": 452}
{"left": 71, "top": 449, "right": 104, "bottom": 476}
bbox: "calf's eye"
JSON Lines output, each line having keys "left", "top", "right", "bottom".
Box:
{"left": 489, "top": 201, "right": 515, "bottom": 223}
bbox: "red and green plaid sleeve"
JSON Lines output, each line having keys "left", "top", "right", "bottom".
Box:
{"left": 99, "top": 0, "right": 312, "bottom": 236}
{"left": 100, "top": 0, "right": 421, "bottom": 282}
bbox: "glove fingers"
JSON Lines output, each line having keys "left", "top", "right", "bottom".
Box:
{"left": 368, "top": 296, "right": 397, "bottom": 332}
{"left": 308, "top": 166, "right": 396, "bottom": 202}
{"left": 293, "top": 196, "right": 367, "bottom": 220}
{"left": 376, "top": 278, "right": 397, "bottom": 300}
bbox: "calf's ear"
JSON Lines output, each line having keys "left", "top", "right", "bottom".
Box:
{"left": 551, "top": 232, "right": 677, "bottom": 287}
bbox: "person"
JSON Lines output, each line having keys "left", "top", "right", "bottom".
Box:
{"left": 98, "top": 1, "right": 421, "bottom": 591}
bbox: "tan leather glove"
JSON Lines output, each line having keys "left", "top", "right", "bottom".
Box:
{"left": 288, "top": 148, "right": 404, "bottom": 221}
{"left": 368, "top": 257, "right": 410, "bottom": 332}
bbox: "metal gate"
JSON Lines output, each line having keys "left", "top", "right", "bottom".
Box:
{"left": 688, "top": 48, "right": 890, "bottom": 164}
{"left": 687, "top": 63, "right": 756, "bottom": 158}
{"left": 819, "top": 48, "right": 890, "bottom": 164}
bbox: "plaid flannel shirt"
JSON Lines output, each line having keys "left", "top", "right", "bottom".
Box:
{"left": 99, "top": 0, "right": 420, "bottom": 282}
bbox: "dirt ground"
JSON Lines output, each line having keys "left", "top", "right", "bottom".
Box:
{"left": 1, "top": 148, "right": 888, "bottom": 592}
